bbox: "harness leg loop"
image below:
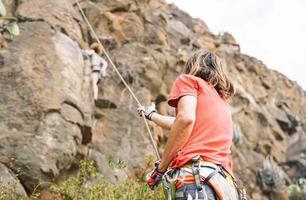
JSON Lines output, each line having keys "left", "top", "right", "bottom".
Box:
{"left": 192, "top": 160, "right": 203, "bottom": 191}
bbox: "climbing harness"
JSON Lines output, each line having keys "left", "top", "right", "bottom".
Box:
{"left": 73, "top": 0, "right": 160, "bottom": 160}
{"left": 161, "top": 156, "right": 243, "bottom": 200}
{"left": 162, "top": 169, "right": 179, "bottom": 200}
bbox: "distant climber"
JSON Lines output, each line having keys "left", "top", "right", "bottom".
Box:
{"left": 84, "top": 42, "right": 108, "bottom": 101}
{"left": 138, "top": 49, "right": 245, "bottom": 199}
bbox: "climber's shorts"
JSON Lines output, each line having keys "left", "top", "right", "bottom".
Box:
{"left": 91, "top": 64, "right": 101, "bottom": 72}
{"left": 175, "top": 183, "right": 217, "bottom": 200}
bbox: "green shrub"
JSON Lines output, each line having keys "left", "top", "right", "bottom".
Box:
{"left": 107, "top": 155, "right": 126, "bottom": 170}
{"left": 0, "top": 159, "right": 164, "bottom": 200}
{"left": 288, "top": 184, "right": 306, "bottom": 200}
{"left": 0, "top": 0, "right": 20, "bottom": 40}
{"left": 0, "top": 182, "right": 24, "bottom": 200}
{"left": 50, "top": 159, "right": 164, "bottom": 200}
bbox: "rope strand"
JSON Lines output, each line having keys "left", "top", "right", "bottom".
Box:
{"left": 74, "top": 0, "right": 160, "bottom": 160}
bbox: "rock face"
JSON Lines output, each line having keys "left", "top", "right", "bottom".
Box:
{"left": 0, "top": 21, "right": 93, "bottom": 192}
{"left": 0, "top": 0, "right": 305, "bottom": 199}
{"left": 16, "top": 0, "right": 86, "bottom": 47}
{"left": 285, "top": 126, "right": 306, "bottom": 179}
{"left": 85, "top": 1, "right": 306, "bottom": 199}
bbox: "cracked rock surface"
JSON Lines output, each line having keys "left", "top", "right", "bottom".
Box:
{"left": 0, "top": 21, "right": 93, "bottom": 193}
{"left": 0, "top": 0, "right": 305, "bottom": 199}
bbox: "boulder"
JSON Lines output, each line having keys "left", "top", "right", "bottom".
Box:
{"left": 86, "top": 6, "right": 144, "bottom": 45}
{"left": 16, "top": 0, "right": 85, "bottom": 46}
{"left": 0, "top": 22, "right": 93, "bottom": 191}
{"left": 109, "top": 43, "right": 167, "bottom": 95}
{"left": 88, "top": 149, "right": 128, "bottom": 183}
{"left": 167, "top": 17, "right": 193, "bottom": 48}
{"left": 285, "top": 129, "right": 306, "bottom": 179}
{"left": 142, "top": 11, "right": 168, "bottom": 46}
{"left": 105, "top": 12, "right": 144, "bottom": 44}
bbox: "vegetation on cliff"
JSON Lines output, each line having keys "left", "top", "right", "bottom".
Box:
{"left": 1, "top": 160, "right": 164, "bottom": 200}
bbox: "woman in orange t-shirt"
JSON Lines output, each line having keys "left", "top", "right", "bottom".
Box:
{"left": 138, "top": 49, "right": 238, "bottom": 199}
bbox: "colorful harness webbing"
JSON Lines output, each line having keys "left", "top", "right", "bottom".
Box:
{"left": 162, "top": 158, "right": 239, "bottom": 200}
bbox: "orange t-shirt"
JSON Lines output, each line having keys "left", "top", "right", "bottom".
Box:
{"left": 168, "top": 74, "right": 233, "bottom": 174}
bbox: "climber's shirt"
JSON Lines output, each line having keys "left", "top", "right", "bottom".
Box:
{"left": 90, "top": 54, "right": 103, "bottom": 72}
{"left": 168, "top": 74, "right": 234, "bottom": 174}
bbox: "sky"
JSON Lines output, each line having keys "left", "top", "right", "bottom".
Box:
{"left": 167, "top": 0, "right": 306, "bottom": 90}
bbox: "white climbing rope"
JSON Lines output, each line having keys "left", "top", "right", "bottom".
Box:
{"left": 73, "top": 0, "right": 161, "bottom": 160}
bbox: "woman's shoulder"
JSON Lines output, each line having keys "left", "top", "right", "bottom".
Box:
{"left": 176, "top": 74, "right": 199, "bottom": 82}
{"left": 176, "top": 74, "right": 209, "bottom": 87}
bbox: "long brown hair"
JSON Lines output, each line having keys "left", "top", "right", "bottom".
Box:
{"left": 184, "top": 49, "right": 234, "bottom": 99}
{"left": 90, "top": 42, "right": 103, "bottom": 55}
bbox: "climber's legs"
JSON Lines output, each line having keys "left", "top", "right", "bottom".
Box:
{"left": 91, "top": 72, "right": 99, "bottom": 100}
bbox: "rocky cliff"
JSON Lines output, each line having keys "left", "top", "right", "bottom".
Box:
{"left": 0, "top": 0, "right": 305, "bottom": 199}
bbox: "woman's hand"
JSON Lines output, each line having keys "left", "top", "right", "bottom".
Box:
{"left": 137, "top": 103, "right": 156, "bottom": 120}
{"left": 137, "top": 104, "right": 146, "bottom": 117}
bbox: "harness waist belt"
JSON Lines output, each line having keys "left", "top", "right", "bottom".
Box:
{"left": 174, "top": 161, "right": 238, "bottom": 200}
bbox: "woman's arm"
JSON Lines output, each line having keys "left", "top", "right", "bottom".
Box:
{"left": 137, "top": 105, "right": 175, "bottom": 130}
{"left": 157, "top": 95, "right": 197, "bottom": 172}
{"left": 150, "top": 113, "right": 175, "bottom": 130}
